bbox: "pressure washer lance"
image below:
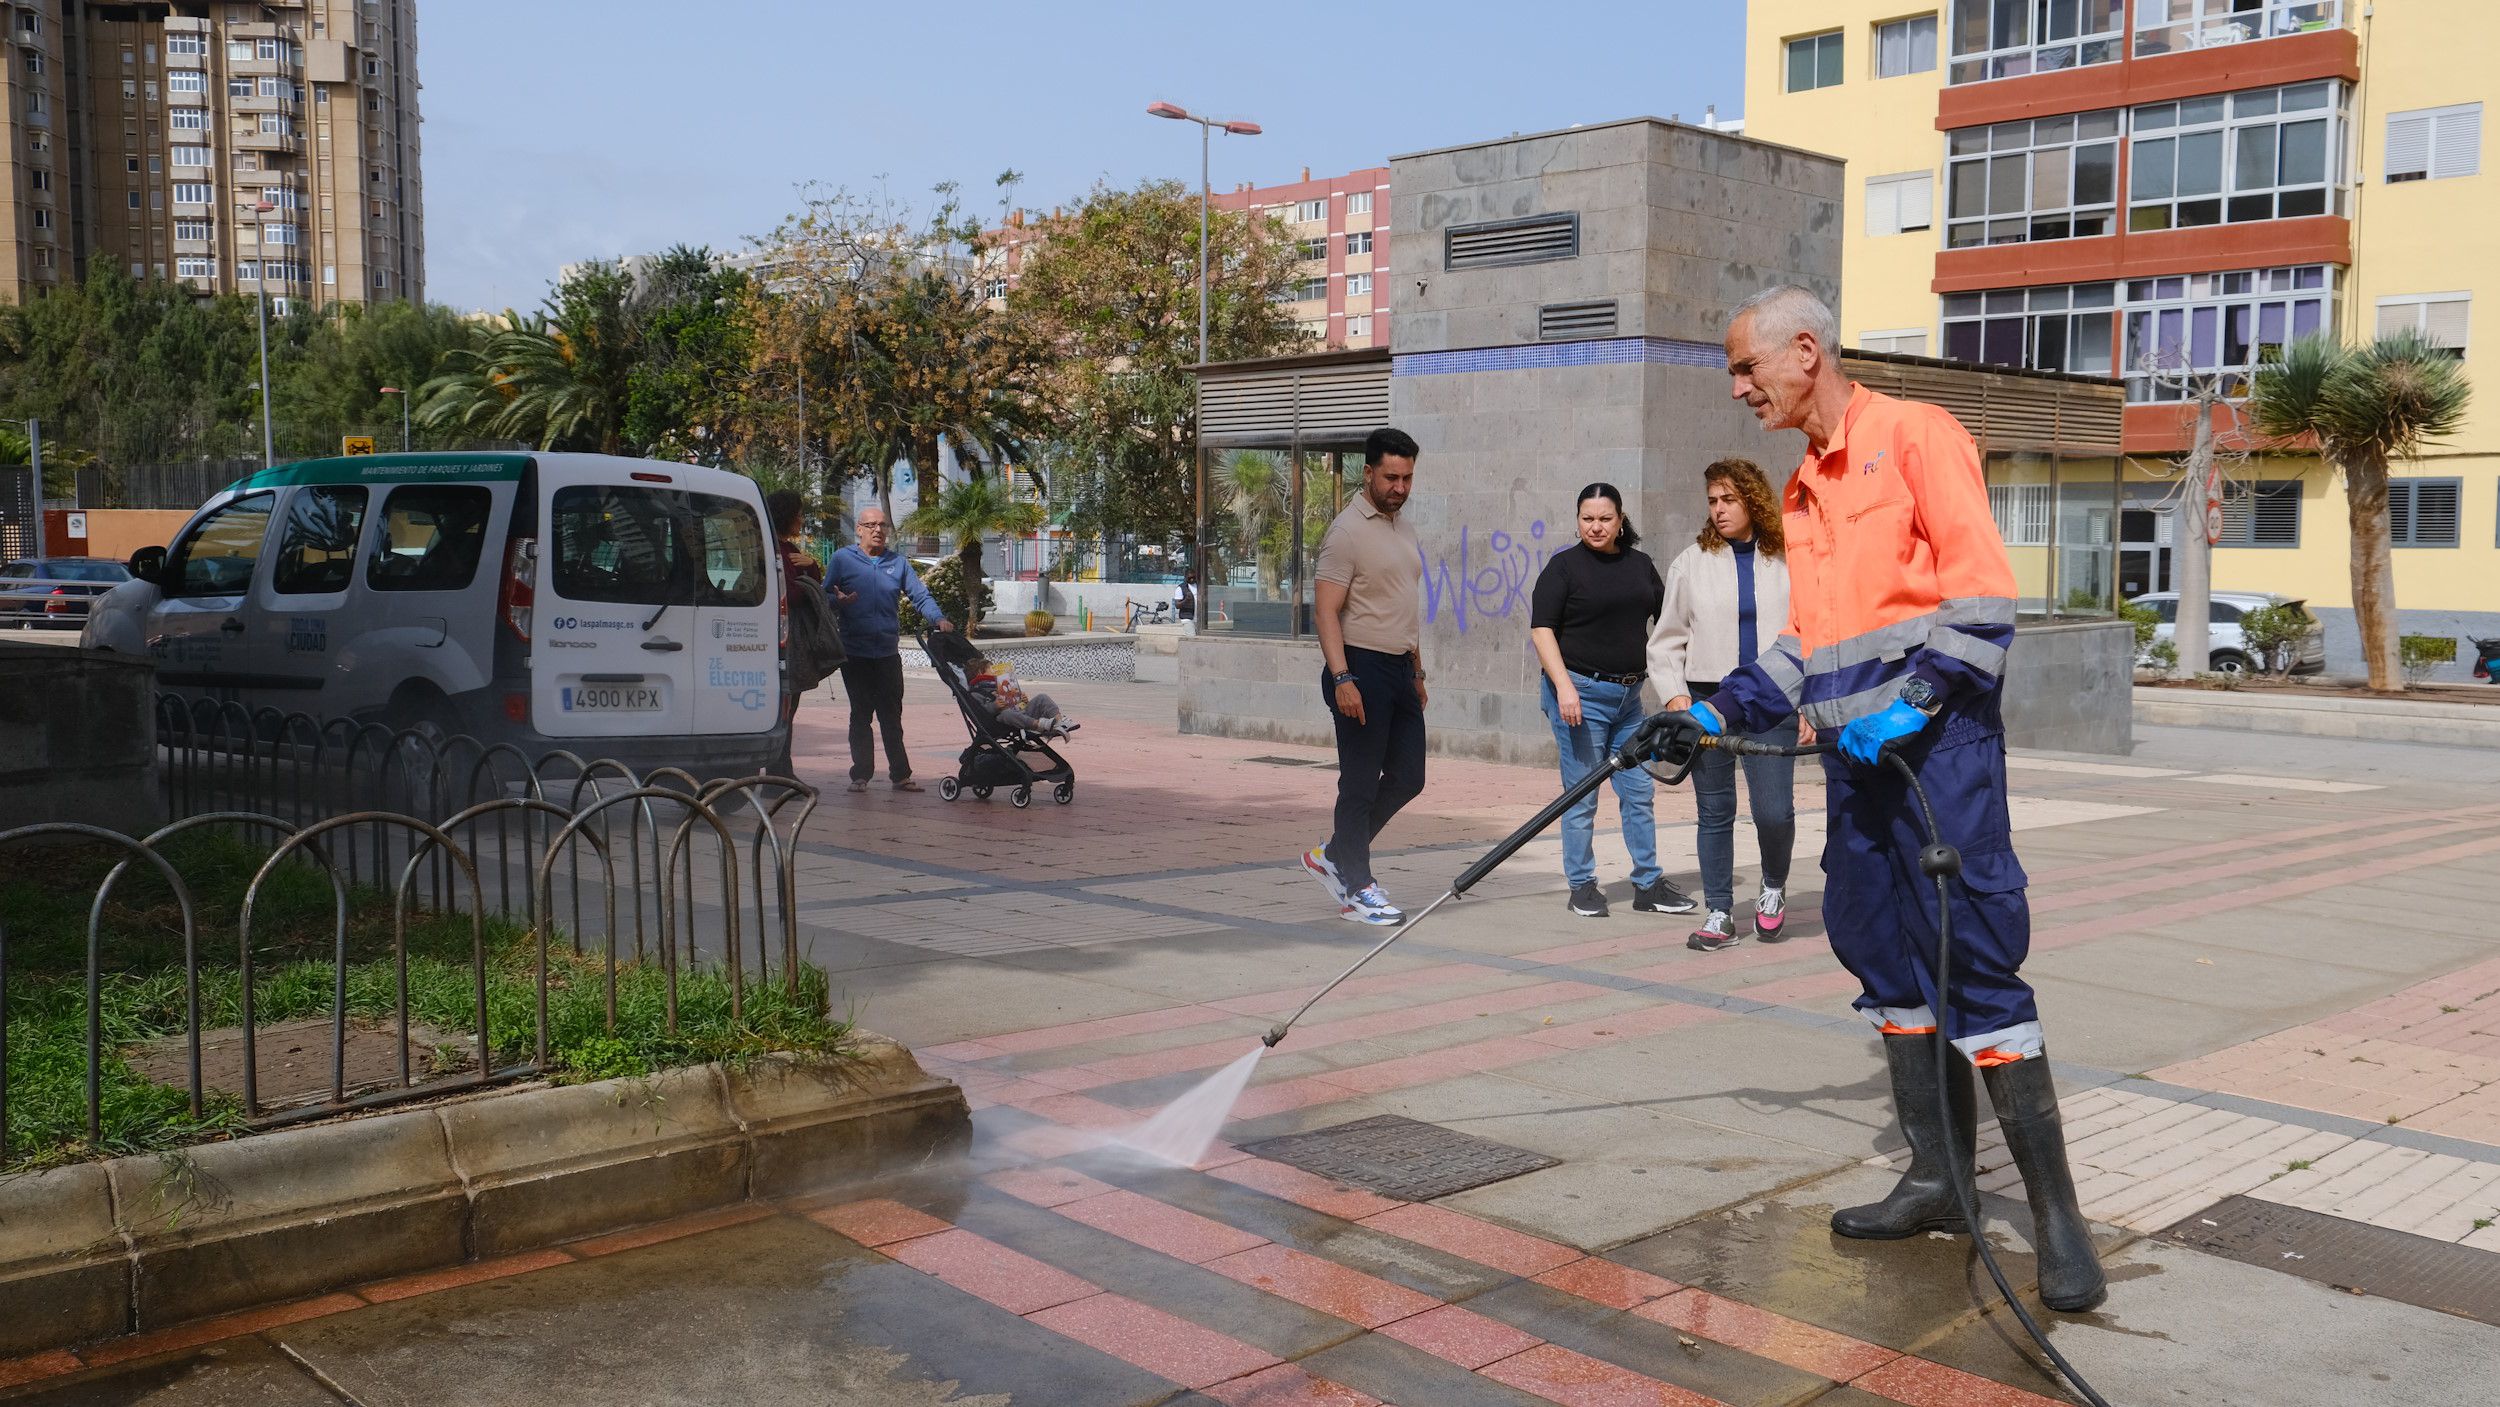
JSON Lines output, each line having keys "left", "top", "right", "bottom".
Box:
{"left": 1261, "top": 712, "right": 2114, "bottom": 1407}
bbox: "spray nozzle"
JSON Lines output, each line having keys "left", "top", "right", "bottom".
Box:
{"left": 1262, "top": 1025, "right": 1288, "bottom": 1048}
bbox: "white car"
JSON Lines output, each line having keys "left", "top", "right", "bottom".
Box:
{"left": 83, "top": 451, "right": 788, "bottom": 777}
{"left": 2129, "top": 590, "right": 2327, "bottom": 676}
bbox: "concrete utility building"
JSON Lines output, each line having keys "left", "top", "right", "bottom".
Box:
{"left": 0, "top": 0, "right": 423, "bottom": 310}
{"left": 1181, "top": 117, "right": 2133, "bottom": 762}
{"left": 1744, "top": 0, "right": 2498, "bottom": 678}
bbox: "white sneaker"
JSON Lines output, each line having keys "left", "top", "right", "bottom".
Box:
{"left": 1302, "top": 846, "right": 1349, "bottom": 908}
{"left": 1754, "top": 885, "right": 1788, "bottom": 943}
{"left": 1686, "top": 910, "right": 1740, "bottom": 952}
{"left": 1344, "top": 884, "right": 1404, "bottom": 925}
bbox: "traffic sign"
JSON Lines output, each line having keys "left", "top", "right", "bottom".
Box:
{"left": 342, "top": 435, "right": 375, "bottom": 456}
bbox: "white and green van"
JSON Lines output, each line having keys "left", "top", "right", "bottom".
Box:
{"left": 83, "top": 451, "right": 787, "bottom": 777}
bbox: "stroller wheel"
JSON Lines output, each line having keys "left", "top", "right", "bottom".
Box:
{"left": 1011, "top": 785, "right": 1033, "bottom": 808}
{"left": 938, "top": 776, "right": 961, "bottom": 801}
{"left": 1053, "top": 780, "right": 1075, "bottom": 805}
{"left": 973, "top": 786, "right": 993, "bottom": 800}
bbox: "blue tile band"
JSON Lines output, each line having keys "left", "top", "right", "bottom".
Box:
{"left": 1393, "top": 336, "right": 1723, "bottom": 375}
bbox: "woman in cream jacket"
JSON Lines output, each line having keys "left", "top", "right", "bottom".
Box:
{"left": 1647, "top": 458, "right": 1806, "bottom": 951}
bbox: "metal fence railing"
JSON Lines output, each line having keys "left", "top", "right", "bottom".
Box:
{"left": 0, "top": 697, "right": 821, "bottom": 1165}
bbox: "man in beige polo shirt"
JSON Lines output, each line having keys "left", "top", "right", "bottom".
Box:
{"left": 1302, "top": 427, "right": 1427, "bottom": 925}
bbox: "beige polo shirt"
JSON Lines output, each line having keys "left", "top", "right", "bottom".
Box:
{"left": 1314, "top": 492, "right": 1423, "bottom": 656}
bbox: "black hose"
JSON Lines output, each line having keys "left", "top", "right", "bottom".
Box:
{"left": 1713, "top": 734, "right": 2111, "bottom": 1407}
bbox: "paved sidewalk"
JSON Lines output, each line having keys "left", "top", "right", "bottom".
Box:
{"left": 10, "top": 678, "right": 2498, "bottom": 1405}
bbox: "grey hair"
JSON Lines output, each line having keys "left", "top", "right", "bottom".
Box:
{"left": 1732, "top": 285, "right": 1840, "bottom": 356}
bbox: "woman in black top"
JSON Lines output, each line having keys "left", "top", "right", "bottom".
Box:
{"left": 1528, "top": 483, "right": 1690, "bottom": 919}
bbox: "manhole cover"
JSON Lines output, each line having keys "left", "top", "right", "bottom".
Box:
{"left": 1243, "top": 1115, "right": 1557, "bottom": 1201}
{"left": 2162, "top": 1195, "right": 2500, "bottom": 1327}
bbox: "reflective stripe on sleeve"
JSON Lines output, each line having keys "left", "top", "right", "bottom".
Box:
{"left": 1923, "top": 625, "right": 2009, "bottom": 677}
{"left": 1757, "top": 639, "right": 1806, "bottom": 706}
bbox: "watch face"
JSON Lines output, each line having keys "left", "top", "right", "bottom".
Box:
{"left": 1900, "top": 678, "right": 1939, "bottom": 711}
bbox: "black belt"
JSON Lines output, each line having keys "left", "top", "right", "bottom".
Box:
{"left": 1575, "top": 669, "right": 1647, "bottom": 687}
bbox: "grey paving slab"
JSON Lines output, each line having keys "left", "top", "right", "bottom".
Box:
{"left": 273, "top": 1215, "right": 1173, "bottom": 1407}
{"left": 0, "top": 1338, "right": 340, "bottom": 1407}
{"left": 1914, "top": 1232, "right": 2500, "bottom": 1407}
{"left": 831, "top": 956, "right": 1200, "bottom": 1046}
{"left": 1459, "top": 1277, "right": 1833, "bottom": 1406}
{"left": 1293, "top": 1332, "right": 1556, "bottom": 1407}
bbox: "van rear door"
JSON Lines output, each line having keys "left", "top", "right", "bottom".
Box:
{"left": 538, "top": 483, "right": 701, "bottom": 743}
{"left": 684, "top": 489, "right": 779, "bottom": 738}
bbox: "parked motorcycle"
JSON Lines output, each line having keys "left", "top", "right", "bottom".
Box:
{"left": 2474, "top": 636, "right": 2500, "bottom": 684}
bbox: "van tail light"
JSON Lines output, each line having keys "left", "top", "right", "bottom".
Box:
{"left": 502, "top": 536, "right": 537, "bottom": 644}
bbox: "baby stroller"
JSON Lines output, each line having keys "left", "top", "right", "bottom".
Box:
{"left": 919, "top": 629, "right": 1077, "bottom": 807}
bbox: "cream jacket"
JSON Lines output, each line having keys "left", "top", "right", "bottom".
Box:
{"left": 1646, "top": 540, "right": 1793, "bottom": 704}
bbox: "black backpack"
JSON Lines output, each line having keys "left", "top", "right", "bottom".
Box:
{"left": 787, "top": 583, "right": 847, "bottom": 692}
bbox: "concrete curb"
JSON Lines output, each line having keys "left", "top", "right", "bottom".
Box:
{"left": 0, "top": 1034, "right": 966, "bottom": 1357}
{"left": 2134, "top": 685, "right": 2500, "bottom": 748}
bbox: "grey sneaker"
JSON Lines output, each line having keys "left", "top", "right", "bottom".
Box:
{"left": 1686, "top": 910, "right": 1741, "bottom": 952}
{"left": 1633, "top": 879, "right": 1698, "bottom": 914}
{"left": 1567, "top": 881, "right": 1609, "bottom": 918}
{"left": 1344, "top": 883, "right": 1404, "bottom": 926}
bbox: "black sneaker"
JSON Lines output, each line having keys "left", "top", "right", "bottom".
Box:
{"left": 1633, "top": 879, "right": 1698, "bottom": 915}
{"left": 1568, "top": 881, "right": 1609, "bottom": 918}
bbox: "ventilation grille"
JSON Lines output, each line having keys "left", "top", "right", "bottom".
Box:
{"left": 1199, "top": 361, "right": 1393, "bottom": 440}
{"left": 1538, "top": 300, "right": 1617, "bottom": 340}
{"left": 1445, "top": 213, "right": 1579, "bottom": 271}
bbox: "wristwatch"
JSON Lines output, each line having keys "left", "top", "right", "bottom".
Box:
{"left": 1898, "top": 676, "right": 1942, "bottom": 716}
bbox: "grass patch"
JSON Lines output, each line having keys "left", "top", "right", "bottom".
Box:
{"left": 3, "top": 834, "right": 850, "bottom": 1173}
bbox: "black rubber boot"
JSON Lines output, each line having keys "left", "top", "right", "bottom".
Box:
{"left": 1832, "top": 1033, "right": 1976, "bottom": 1240}
{"left": 1982, "top": 1056, "right": 2109, "bottom": 1312}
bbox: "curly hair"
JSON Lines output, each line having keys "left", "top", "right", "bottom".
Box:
{"left": 1697, "top": 458, "right": 1784, "bottom": 558}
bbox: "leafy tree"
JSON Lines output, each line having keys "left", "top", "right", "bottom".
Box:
{"left": 1012, "top": 180, "right": 1310, "bottom": 550}
{"left": 905, "top": 475, "right": 1044, "bottom": 633}
{"left": 2249, "top": 332, "right": 2470, "bottom": 691}
{"left": 271, "top": 299, "right": 483, "bottom": 456}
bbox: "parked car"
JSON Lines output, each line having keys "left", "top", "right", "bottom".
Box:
{"left": 2129, "top": 590, "right": 2327, "bottom": 675}
{"left": 81, "top": 451, "right": 787, "bottom": 778}
{"left": 0, "top": 557, "right": 131, "bottom": 628}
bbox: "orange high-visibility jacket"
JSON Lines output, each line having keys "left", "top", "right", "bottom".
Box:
{"left": 1714, "top": 384, "right": 2019, "bottom": 734}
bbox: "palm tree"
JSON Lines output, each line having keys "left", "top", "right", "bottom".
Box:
{"left": 415, "top": 310, "right": 620, "bottom": 452}
{"left": 1219, "top": 450, "right": 1287, "bottom": 594}
{"left": 905, "top": 473, "right": 1045, "bottom": 635}
{"left": 2249, "top": 331, "right": 2471, "bottom": 690}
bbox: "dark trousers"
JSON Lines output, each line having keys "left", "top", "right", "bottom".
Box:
{"left": 841, "top": 654, "right": 911, "bottom": 783}
{"left": 1322, "top": 646, "right": 1428, "bottom": 891}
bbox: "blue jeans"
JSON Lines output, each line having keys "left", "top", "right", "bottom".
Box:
{"left": 1539, "top": 674, "right": 1662, "bottom": 891}
{"left": 1690, "top": 701, "right": 1797, "bottom": 914}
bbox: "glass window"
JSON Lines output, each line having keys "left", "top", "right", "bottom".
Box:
{"left": 1946, "top": 110, "right": 2118, "bottom": 246}
{"left": 1947, "top": 0, "right": 2123, "bottom": 85}
{"left": 1293, "top": 198, "right": 1327, "bottom": 223}
{"left": 1345, "top": 230, "right": 1373, "bottom": 255}
{"left": 1943, "top": 282, "right": 2116, "bottom": 374}
{"left": 2136, "top": 0, "right": 2347, "bottom": 59}
{"left": 166, "top": 493, "right": 274, "bottom": 596}
{"left": 368, "top": 485, "right": 492, "bottom": 592}
{"left": 167, "top": 69, "right": 203, "bottom": 93}
{"left": 1876, "top": 14, "right": 1939, "bottom": 76}
{"left": 272, "top": 486, "right": 368, "bottom": 594}
{"left": 1346, "top": 272, "right": 1373, "bottom": 297}
{"left": 1346, "top": 191, "right": 1372, "bottom": 215}
{"left": 2130, "top": 81, "right": 2343, "bottom": 231}
{"left": 1787, "top": 30, "right": 1845, "bottom": 91}
{"left": 550, "top": 486, "right": 766, "bottom": 607}
{"left": 2124, "top": 265, "right": 2334, "bottom": 401}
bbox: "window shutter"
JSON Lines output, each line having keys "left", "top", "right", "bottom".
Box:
{"left": 2432, "top": 105, "right": 2482, "bottom": 179}
{"left": 2376, "top": 300, "right": 2414, "bottom": 338}
{"left": 2411, "top": 481, "right": 2462, "bottom": 546}
{"left": 2251, "top": 483, "right": 2300, "bottom": 545}
{"left": 1866, "top": 179, "right": 1900, "bottom": 236}
{"left": 2423, "top": 297, "right": 2471, "bottom": 350}
{"left": 2388, "top": 482, "right": 2413, "bottom": 543}
{"left": 1902, "top": 173, "right": 1933, "bottom": 230}
{"left": 2385, "top": 112, "right": 2432, "bottom": 180}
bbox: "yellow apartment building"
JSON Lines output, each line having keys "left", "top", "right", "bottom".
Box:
{"left": 1745, "top": 0, "right": 2498, "bottom": 679}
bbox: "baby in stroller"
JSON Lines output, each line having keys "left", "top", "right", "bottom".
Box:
{"left": 963, "top": 652, "right": 1080, "bottom": 739}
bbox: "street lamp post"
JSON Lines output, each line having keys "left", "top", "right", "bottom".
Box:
{"left": 1147, "top": 100, "right": 1260, "bottom": 632}
{"left": 378, "top": 386, "right": 409, "bottom": 451}
{"left": 253, "top": 199, "right": 278, "bottom": 468}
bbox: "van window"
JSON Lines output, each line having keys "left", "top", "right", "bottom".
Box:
{"left": 368, "top": 485, "right": 492, "bottom": 592}
{"left": 272, "top": 486, "right": 368, "bottom": 594}
{"left": 551, "top": 486, "right": 766, "bottom": 607}
{"left": 165, "top": 493, "right": 275, "bottom": 596}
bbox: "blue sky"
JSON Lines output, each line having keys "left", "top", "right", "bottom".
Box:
{"left": 422, "top": 1, "right": 1749, "bottom": 312}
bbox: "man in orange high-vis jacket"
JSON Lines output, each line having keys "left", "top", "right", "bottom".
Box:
{"left": 1683, "top": 286, "right": 2104, "bottom": 1313}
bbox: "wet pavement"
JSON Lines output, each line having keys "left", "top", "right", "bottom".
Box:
{"left": 10, "top": 679, "right": 2500, "bottom": 1404}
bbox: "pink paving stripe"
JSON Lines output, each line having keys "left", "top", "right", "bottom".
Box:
{"left": 882, "top": 1227, "right": 1100, "bottom": 1314}
{"left": 1849, "top": 1353, "right": 2073, "bottom": 1407}
{"left": 929, "top": 1002, "right": 1232, "bottom": 1061}
{"left": 2024, "top": 802, "right": 2500, "bottom": 884}
{"left": 1531, "top": 1257, "right": 1684, "bottom": 1310}
{"left": 1517, "top": 930, "right": 1702, "bottom": 966}
{"left": 1635, "top": 1290, "right": 1899, "bottom": 1381}
{"left": 1525, "top": 1003, "right": 1731, "bottom": 1050}
{"left": 1356, "top": 1204, "right": 1582, "bottom": 1277}
{"left": 808, "top": 1198, "right": 952, "bottom": 1248}
{"left": 1202, "top": 1362, "right": 1389, "bottom": 1406}
{"left": 983, "top": 1166, "right": 1121, "bottom": 1208}
{"left": 1027, "top": 1292, "right": 1284, "bottom": 1390}
{"left": 1376, "top": 1303, "right": 1546, "bottom": 1369}
{"left": 1204, "top": 961, "right": 1504, "bottom": 1017}
{"left": 1206, "top": 1157, "right": 1408, "bottom": 1221}
{"left": 2029, "top": 813, "right": 2500, "bottom": 916}
{"left": 1206, "top": 1244, "right": 1444, "bottom": 1328}
{"left": 1479, "top": 1342, "right": 1725, "bottom": 1407}
{"left": 1056, "top": 1189, "right": 1271, "bottom": 1264}
{"left": 1617, "top": 941, "right": 1837, "bottom": 987}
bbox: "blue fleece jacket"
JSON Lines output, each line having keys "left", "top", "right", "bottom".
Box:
{"left": 824, "top": 545, "right": 947, "bottom": 659}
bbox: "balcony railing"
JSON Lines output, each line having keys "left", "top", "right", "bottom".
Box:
{"left": 2135, "top": 1, "right": 2344, "bottom": 59}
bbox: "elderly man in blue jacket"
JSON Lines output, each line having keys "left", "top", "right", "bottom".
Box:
{"left": 825, "top": 506, "right": 951, "bottom": 793}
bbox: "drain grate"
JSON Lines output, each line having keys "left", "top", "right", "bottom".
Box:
{"left": 1244, "top": 1115, "right": 1557, "bottom": 1201}
{"left": 1244, "top": 755, "right": 1336, "bottom": 770}
{"left": 2161, "top": 1195, "right": 2500, "bottom": 1327}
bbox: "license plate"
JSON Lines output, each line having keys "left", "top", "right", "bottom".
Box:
{"left": 562, "top": 685, "right": 663, "bottom": 713}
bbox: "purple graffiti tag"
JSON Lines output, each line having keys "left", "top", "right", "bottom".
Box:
{"left": 1419, "top": 520, "right": 1552, "bottom": 634}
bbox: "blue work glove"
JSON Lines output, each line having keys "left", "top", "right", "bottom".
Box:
{"left": 1838, "top": 699, "right": 1932, "bottom": 765}
{"left": 1687, "top": 701, "right": 1724, "bottom": 736}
